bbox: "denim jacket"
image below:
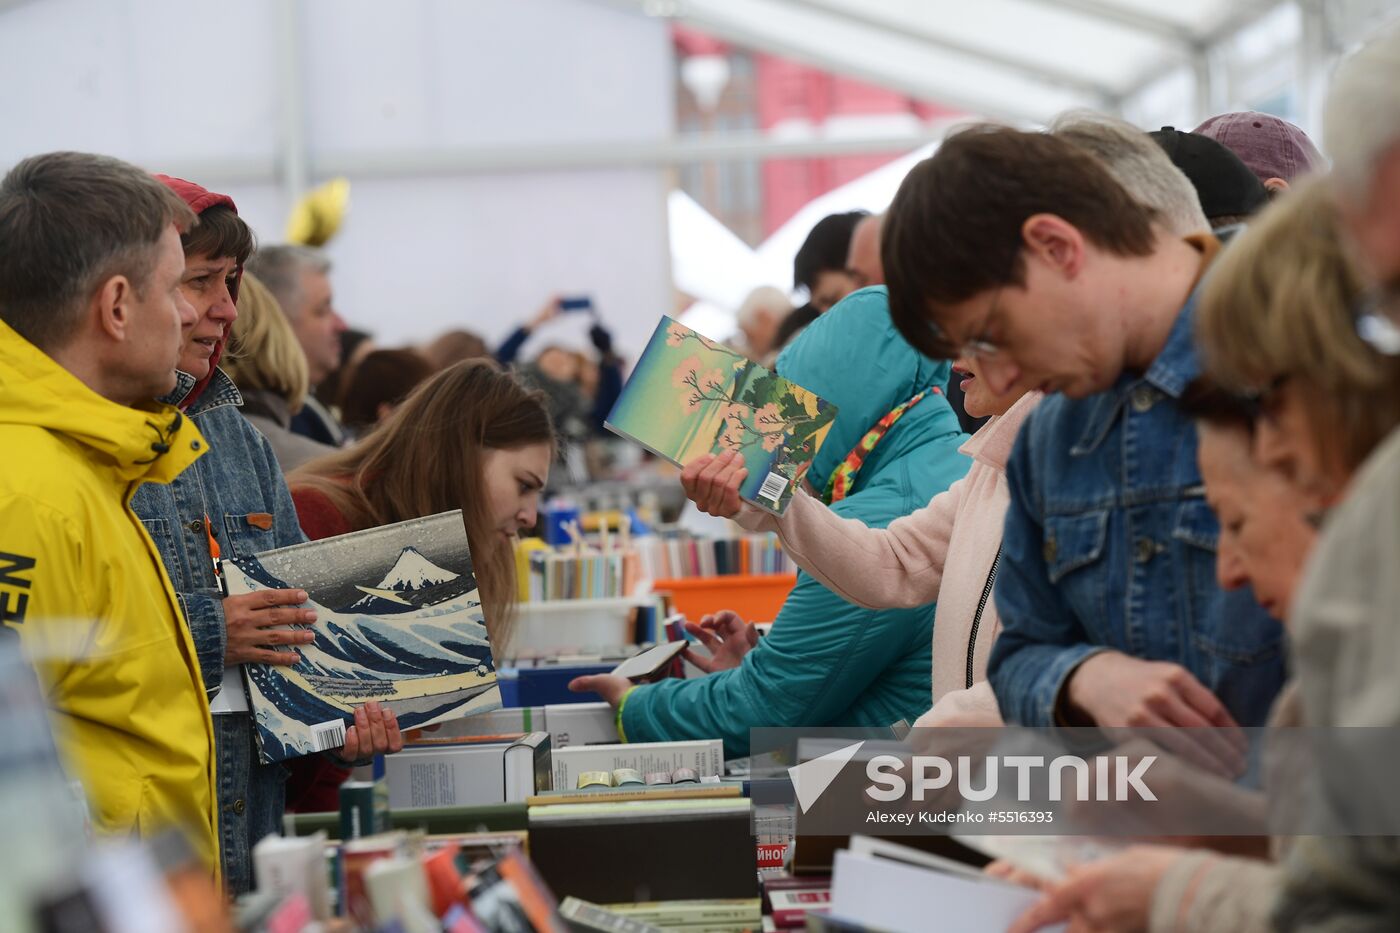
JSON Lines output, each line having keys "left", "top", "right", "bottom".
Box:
{"left": 131, "top": 369, "right": 308, "bottom": 697}
{"left": 987, "top": 285, "right": 1287, "bottom": 728}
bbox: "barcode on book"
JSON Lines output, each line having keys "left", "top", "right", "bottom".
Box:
{"left": 310, "top": 719, "right": 347, "bottom": 752}
{"left": 758, "top": 472, "right": 789, "bottom": 502}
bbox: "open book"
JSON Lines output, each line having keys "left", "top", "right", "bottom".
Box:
{"left": 222, "top": 510, "right": 503, "bottom": 763}
{"left": 605, "top": 316, "right": 837, "bottom": 514}
{"left": 829, "top": 836, "right": 1067, "bottom": 933}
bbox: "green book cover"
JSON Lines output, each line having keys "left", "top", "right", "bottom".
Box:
{"left": 606, "top": 317, "right": 838, "bottom": 514}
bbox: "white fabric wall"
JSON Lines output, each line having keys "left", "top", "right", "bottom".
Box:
{"left": 0, "top": 0, "right": 676, "bottom": 355}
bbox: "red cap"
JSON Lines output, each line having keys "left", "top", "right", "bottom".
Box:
{"left": 155, "top": 174, "right": 244, "bottom": 408}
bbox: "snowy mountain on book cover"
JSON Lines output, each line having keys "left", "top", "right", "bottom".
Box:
{"left": 222, "top": 510, "right": 503, "bottom": 763}
{"left": 347, "top": 546, "right": 461, "bottom": 613}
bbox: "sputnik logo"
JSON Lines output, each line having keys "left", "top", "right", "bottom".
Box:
{"left": 788, "top": 741, "right": 865, "bottom": 813}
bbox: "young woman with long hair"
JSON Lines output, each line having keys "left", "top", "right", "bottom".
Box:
{"left": 284, "top": 359, "right": 555, "bottom": 810}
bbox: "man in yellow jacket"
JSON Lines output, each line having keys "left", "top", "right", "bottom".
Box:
{"left": 0, "top": 152, "right": 222, "bottom": 876}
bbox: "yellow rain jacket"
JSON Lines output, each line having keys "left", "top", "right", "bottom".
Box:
{"left": 0, "top": 320, "right": 219, "bottom": 874}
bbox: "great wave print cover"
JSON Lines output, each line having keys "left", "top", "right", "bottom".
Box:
{"left": 222, "top": 510, "right": 502, "bottom": 764}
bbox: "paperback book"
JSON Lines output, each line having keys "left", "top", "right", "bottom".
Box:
{"left": 606, "top": 317, "right": 837, "bottom": 514}
{"left": 222, "top": 510, "right": 503, "bottom": 763}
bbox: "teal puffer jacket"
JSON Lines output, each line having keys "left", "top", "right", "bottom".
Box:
{"left": 620, "top": 287, "right": 971, "bottom": 757}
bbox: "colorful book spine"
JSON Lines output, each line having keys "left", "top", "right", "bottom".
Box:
{"left": 630, "top": 534, "right": 795, "bottom": 583}
{"left": 523, "top": 534, "right": 794, "bottom": 601}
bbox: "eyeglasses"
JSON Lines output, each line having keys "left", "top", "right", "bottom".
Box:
{"left": 1353, "top": 284, "right": 1400, "bottom": 356}
{"left": 931, "top": 286, "right": 1005, "bottom": 362}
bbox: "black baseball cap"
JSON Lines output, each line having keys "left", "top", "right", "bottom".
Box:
{"left": 1150, "top": 126, "right": 1269, "bottom": 221}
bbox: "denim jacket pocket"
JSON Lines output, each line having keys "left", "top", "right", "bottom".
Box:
{"left": 1171, "top": 496, "right": 1219, "bottom": 552}
{"left": 140, "top": 517, "right": 190, "bottom": 590}
{"left": 1043, "top": 509, "right": 1110, "bottom": 584}
{"left": 222, "top": 513, "right": 279, "bottom": 561}
{"left": 1042, "top": 508, "right": 1112, "bottom": 644}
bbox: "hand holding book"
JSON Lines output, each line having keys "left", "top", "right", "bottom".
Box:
{"left": 333, "top": 699, "right": 405, "bottom": 763}
{"left": 222, "top": 588, "right": 318, "bottom": 666}
{"left": 1002, "top": 845, "right": 1180, "bottom": 933}
{"left": 680, "top": 450, "right": 748, "bottom": 519}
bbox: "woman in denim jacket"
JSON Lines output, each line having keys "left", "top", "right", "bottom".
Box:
{"left": 131, "top": 177, "right": 401, "bottom": 894}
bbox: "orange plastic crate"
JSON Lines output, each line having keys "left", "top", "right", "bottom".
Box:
{"left": 652, "top": 574, "right": 797, "bottom": 623}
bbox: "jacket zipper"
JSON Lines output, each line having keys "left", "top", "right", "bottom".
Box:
{"left": 966, "top": 547, "right": 1003, "bottom": 690}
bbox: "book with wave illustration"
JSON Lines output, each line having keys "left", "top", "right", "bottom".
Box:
{"left": 222, "top": 510, "right": 502, "bottom": 764}
{"left": 605, "top": 316, "right": 838, "bottom": 514}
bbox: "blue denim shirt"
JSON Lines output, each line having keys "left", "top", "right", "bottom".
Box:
{"left": 130, "top": 368, "right": 308, "bottom": 893}
{"left": 987, "top": 284, "right": 1287, "bottom": 728}
{"left": 132, "top": 369, "right": 308, "bottom": 694}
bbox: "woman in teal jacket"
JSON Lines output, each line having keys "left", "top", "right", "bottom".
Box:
{"left": 571, "top": 288, "right": 971, "bottom": 757}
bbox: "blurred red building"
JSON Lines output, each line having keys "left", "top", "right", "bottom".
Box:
{"left": 673, "top": 26, "right": 958, "bottom": 248}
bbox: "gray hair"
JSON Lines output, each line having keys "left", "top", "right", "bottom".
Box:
{"left": 1050, "top": 110, "right": 1210, "bottom": 237}
{"left": 245, "top": 243, "right": 331, "bottom": 319}
{"left": 1325, "top": 23, "right": 1400, "bottom": 200}
{"left": 0, "top": 151, "right": 196, "bottom": 350}
{"left": 737, "top": 285, "right": 792, "bottom": 327}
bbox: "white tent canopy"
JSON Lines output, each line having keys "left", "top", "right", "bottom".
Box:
{"left": 603, "top": 0, "right": 1325, "bottom": 126}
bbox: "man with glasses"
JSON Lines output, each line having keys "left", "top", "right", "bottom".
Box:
{"left": 881, "top": 126, "right": 1286, "bottom": 761}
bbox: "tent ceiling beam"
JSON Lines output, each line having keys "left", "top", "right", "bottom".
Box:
{"left": 1116, "top": 0, "right": 1293, "bottom": 102}
{"left": 148, "top": 129, "right": 957, "bottom": 185}
{"left": 1017, "top": 0, "right": 1194, "bottom": 43}
{"left": 595, "top": 0, "right": 1070, "bottom": 124}
{"left": 771, "top": 0, "right": 1117, "bottom": 101}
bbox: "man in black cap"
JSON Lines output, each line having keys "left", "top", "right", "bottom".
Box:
{"left": 1151, "top": 126, "right": 1269, "bottom": 237}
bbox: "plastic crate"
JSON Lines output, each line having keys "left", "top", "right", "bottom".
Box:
{"left": 652, "top": 574, "right": 797, "bottom": 623}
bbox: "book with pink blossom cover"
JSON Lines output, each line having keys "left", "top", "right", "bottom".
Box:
{"left": 606, "top": 317, "right": 838, "bottom": 514}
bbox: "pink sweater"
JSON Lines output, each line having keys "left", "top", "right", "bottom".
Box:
{"left": 737, "top": 391, "right": 1042, "bottom": 726}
